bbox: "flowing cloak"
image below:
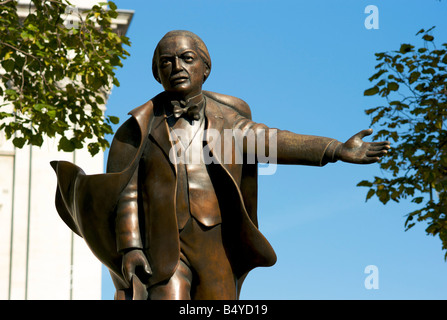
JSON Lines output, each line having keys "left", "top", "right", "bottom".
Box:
{"left": 50, "top": 95, "right": 154, "bottom": 284}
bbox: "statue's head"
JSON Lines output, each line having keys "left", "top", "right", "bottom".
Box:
{"left": 152, "top": 30, "right": 211, "bottom": 99}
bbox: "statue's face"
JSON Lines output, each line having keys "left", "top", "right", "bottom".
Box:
{"left": 156, "top": 35, "right": 208, "bottom": 98}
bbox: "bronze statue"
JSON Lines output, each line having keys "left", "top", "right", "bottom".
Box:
{"left": 51, "top": 30, "right": 390, "bottom": 300}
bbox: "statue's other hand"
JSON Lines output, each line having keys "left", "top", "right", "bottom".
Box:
{"left": 122, "top": 249, "right": 152, "bottom": 286}
{"left": 339, "top": 129, "right": 390, "bottom": 164}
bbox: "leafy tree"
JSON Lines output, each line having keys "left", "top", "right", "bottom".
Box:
{"left": 359, "top": 27, "right": 447, "bottom": 258}
{"left": 0, "top": 0, "right": 129, "bottom": 155}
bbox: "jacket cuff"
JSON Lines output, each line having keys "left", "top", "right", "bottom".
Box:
{"left": 321, "top": 140, "right": 343, "bottom": 165}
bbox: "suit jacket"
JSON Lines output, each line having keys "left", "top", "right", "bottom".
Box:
{"left": 51, "top": 90, "right": 341, "bottom": 295}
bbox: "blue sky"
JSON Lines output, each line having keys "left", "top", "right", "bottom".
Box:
{"left": 101, "top": 0, "right": 447, "bottom": 299}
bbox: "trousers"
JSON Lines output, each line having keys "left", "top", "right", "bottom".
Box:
{"left": 148, "top": 217, "right": 237, "bottom": 300}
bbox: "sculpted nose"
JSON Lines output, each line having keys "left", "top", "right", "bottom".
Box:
{"left": 173, "top": 56, "right": 182, "bottom": 72}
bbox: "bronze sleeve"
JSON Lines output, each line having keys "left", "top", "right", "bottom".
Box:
{"left": 233, "top": 116, "right": 342, "bottom": 166}
{"left": 115, "top": 166, "right": 143, "bottom": 253}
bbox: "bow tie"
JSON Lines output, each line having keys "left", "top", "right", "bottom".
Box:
{"left": 171, "top": 100, "right": 201, "bottom": 121}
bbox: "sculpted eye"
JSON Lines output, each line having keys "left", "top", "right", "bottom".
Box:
{"left": 182, "top": 54, "right": 195, "bottom": 63}
{"left": 160, "top": 59, "right": 171, "bottom": 67}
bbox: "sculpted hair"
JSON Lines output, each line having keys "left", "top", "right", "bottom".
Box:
{"left": 152, "top": 30, "right": 212, "bottom": 84}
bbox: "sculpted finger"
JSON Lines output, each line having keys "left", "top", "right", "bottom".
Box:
{"left": 139, "top": 258, "right": 152, "bottom": 276}
{"left": 131, "top": 262, "right": 152, "bottom": 285}
{"left": 122, "top": 266, "right": 134, "bottom": 284}
{"left": 370, "top": 141, "right": 390, "bottom": 146}
{"left": 145, "top": 263, "right": 153, "bottom": 276}
{"left": 370, "top": 141, "right": 390, "bottom": 147}
{"left": 122, "top": 258, "right": 136, "bottom": 284}
{"left": 358, "top": 154, "right": 380, "bottom": 164}
{"left": 370, "top": 142, "right": 391, "bottom": 150}
{"left": 366, "top": 150, "right": 388, "bottom": 158}
{"left": 357, "top": 128, "right": 373, "bottom": 139}
{"left": 368, "top": 144, "right": 391, "bottom": 151}
{"left": 132, "top": 255, "right": 152, "bottom": 283}
{"left": 365, "top": 157, "right": 380, "bottom": 164}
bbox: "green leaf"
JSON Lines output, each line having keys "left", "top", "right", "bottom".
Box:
{"left": 395, "top": 64, "right": 404, "bottom": 73}
{"left": 12, "top": 137, "right": 26, "bottom": 148}
{"left": 1, "top": 59, "right": 15, "bottom": 72}
{"left": 368, "top": 69, "right": 387, "bottom": 82}
{"left": 416, "top": 29, "right": 425, "bottom": 35}
{"left": 406, "top": 223, "right": 415, "bottom": 230}
{"left": 388, "top": 82, "right": 399, "bottom": 91}
{"left": 442, "top": 54, "right": 447, "bottom": 64}
{"left": 422, "top": 34, "right": 434, "bottom": 42}
{"left": 422, "top": 68, "right": 435, "bottom": 75}
{"left": 112, "top": 77, "right": 120, "bottom": 87}
{"left": 4, "top": 51, "right": 12, "bottom": 60}
{"left": 366, "top": 189, "right": 375, "bottom": 201}
{"left": 109, "top": 115, "right": 120, "bottom": 124}
{"left": 365, "top": 107, "right": 379, "bottom": 115}
{"left": 0, "top": 111, "right": 13, "bottom": 119}
{"left": 58, "top": 136, "right": 75, "bottom": 152}
{"left": 357, "top": 180, "right": 373, "bottom": 187}
{"left": 95, "top": 96, "right": 105, "bottom": 104}
{"left": 108, "top": 1, "right": 118, "bottom": 10}
{"left": 364, "top": 86, "right": 379, "bottom": 96}
{"left": 30, "top": 134, "right": 43, "bottom": 146}
{"left": 5, "top": 89, "right": 17, "bottom": 99}
{"left": 412, "top": 197, "right": 424, "bottom": 204}
{"left": 88, "top": 142, "right": 100, "bottom": 156}
{"left": 399, "top": 43, "right": 414, "bottom": 54}
{"left": 34, "top": 104, "right": 51, "bottom": 111}
{"left": 409, "top": 71, "right": 420, "bottom": 84}
{"left": 47, "top": 109, "right": 57, "bottom": 119}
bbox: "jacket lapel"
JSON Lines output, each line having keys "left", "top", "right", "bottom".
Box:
{"left": 150, "top": 114, "right": 175, "bottom": 161}
{"left": 129, "top": 93, "right": 177, "bottom": 174}
{"left": 204, "top": 96, "right": 225, "bottom": 164}
{"left": 146, "top": 95, "right": 179, "bottom": 173}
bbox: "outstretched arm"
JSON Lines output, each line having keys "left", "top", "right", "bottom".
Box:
{"left": 334, "top": 129, "right": 390, "bottom": 164}
{"left": 232, "top": 109, "right": 389, "bottom": 166}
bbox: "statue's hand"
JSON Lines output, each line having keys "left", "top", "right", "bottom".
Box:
{"left": 338, "top": 129, "right": 390, "bottom": 164}
{"left": 122, "top": 249, "right": 152, "bottom": 286}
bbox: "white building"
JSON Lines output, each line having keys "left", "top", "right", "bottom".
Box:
{"left": 0, "top": 0, "right": 133, "bottom": 300}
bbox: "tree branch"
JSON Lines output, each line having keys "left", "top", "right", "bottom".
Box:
{"left": 0, "top": 0, "right": 15, "bottom": 5}
{"left": 0, "top": 41, "right": 39, "bottom": 61}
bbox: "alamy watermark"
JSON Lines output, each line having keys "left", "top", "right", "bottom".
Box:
{"left": 364, "top": 5, "right": 379, "bottom": 30}
{"left": 63, "top": 6, "right": 80, "bottom": 30}
{"left": 168, "top": 128, "right": 278, "bottom": 176}
{"left": 364, "top": 265, "right": 379, "bottom": 289}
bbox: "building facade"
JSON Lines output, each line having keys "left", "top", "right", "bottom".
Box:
{"left": 0, "top": 0, "right": 133, "bottom": 299}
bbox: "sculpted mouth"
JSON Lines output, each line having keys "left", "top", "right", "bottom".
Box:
{"left": 170, "top": 74, "right": 189, "bottom": 82}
